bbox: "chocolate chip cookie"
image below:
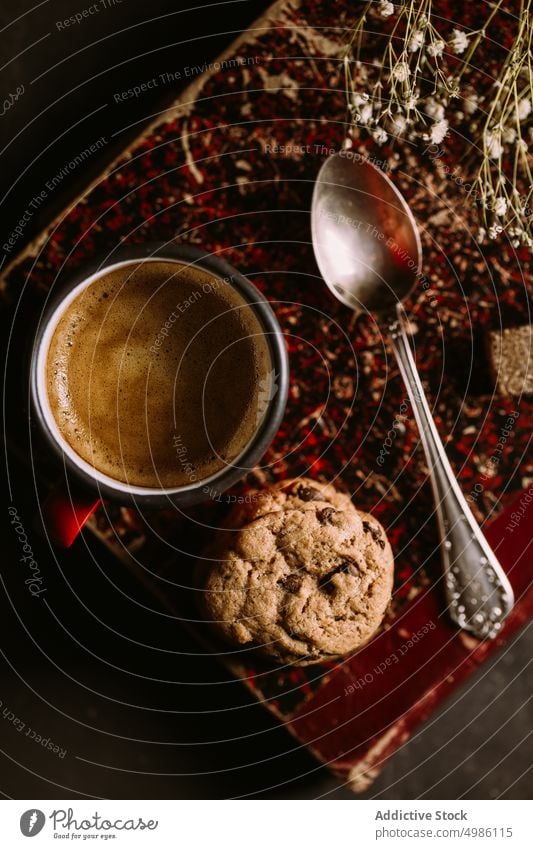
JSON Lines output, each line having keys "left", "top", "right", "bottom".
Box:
{"left": 196, "top": 504, "right": 393, "bottom": 665}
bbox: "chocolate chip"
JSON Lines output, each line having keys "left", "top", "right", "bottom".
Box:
{"left": 297, "top": 484, "right": 322, "bottom": 502}
{"left": 319, "top": 561, "right": 358, "bottom": 593}
{"left": 317, "top": 506, "right": 336, "bottom": 524}
{"left": 362, "top": 520, "right": 386, "bottom": 548}
{"left": 279, "top": 574, "right": 301, "bottom": 593}
{"left": 318, "top": 575, "right": 336, "bottom": 594}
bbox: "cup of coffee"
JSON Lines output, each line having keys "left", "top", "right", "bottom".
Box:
{"left": 30, "top": 243, "right": 288, "bottom": 545}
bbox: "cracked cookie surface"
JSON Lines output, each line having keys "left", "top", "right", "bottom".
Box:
{"left": 196, "top": 505, "right": 394, "bottom": 665}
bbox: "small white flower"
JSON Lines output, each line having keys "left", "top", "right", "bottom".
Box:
{"left": 388, "top": 112, "right": 407, "bottom": 136}
{"left": 485, "top": 128, "right": 503, "bottom": 159}
{"left": 392, "top": 62, "right": 410, "bottom": 82}
{"left": 425, "top": 97, "right": 445, "bottom": 121}
{"left": 427, "top": 39, "right": 445, "bottom": 57}
{"left": 449, "top": 28, "right": 469, "bottom": 55}
{"left": 488, "top": 224, "right": 503, "bottom": 239}
{"left": 517, "top": 98, "right": 531, "bottom": 121}
{"left": 358, "top": 103, "right": 373, "bottom": 124}
{"left": 477, "top": 228, "right": 486, "bottom": 242}
{"left": 378, "top": 1, "right": 394, "bottom": 18}
{"left": 408, "top": 31, "right": 424, "bottom": 52}
{"left": 446, "top": 77, "right": 460, "bottom": 99}
{"left": 373, "top": 127, "right": 388, "bottom": 145}
{"left": 352, "top": 92, "right": 369, "bottom": 107}
{"left": 517, "top": 138, "right": 528, "bottom": 153}
{"left": 404, "top": 93, "right": 419, "bottom": 109}
{"left": 503, "top": 126, "right": 516, "bottom": 144}
{"left": 464, "top": 93, "right": 479, "bottom": 115}
{"left": 430, "top": 119, "right": 449, "bottom": 144}
{"left": 494, "top": 197, "right": 507, "bottom": 217}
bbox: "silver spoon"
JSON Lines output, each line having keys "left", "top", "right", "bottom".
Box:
{"left": 311, "top": 151, "right": 514, "bottom": 639}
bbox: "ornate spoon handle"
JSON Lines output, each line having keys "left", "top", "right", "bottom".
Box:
{"left": 388, "top": 309, "right": 514, "bottom": 639}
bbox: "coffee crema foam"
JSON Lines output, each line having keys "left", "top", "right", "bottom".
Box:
{"left": 46, "top": 260, "right": 272, "bottom": 488}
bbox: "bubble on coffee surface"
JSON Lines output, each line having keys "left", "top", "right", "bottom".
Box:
{"left": 46, "top": 261, "right": 271, "bottom": 488}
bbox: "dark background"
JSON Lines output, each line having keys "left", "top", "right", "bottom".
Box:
{"left": 1, "top": 0, "right": 531, "bottom": 800}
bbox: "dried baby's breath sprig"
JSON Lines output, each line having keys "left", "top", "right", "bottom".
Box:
{"left": 344, "top": 0, "right": 533, "bottom": 246}
{"left": 467, "top": 0, "right": 533, "bottom": 247}
{"left": 344, "top": 0, "right": 481, "bottom": 146}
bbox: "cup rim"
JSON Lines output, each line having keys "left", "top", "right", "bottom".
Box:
{"left": 30, "top": 243, "right": 288, "bottom": 507}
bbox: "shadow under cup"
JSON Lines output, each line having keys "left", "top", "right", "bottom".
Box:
{"left": 30, "top": 244, "right": 289, "bottom": 524}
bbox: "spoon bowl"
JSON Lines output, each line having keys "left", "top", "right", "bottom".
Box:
{"left": 312, "top": 151, "right": 422, "bottom": 316}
